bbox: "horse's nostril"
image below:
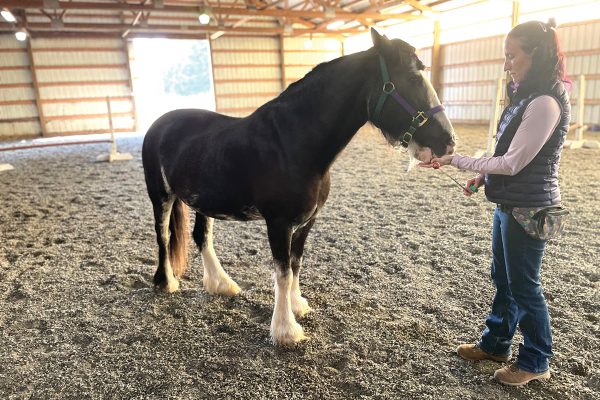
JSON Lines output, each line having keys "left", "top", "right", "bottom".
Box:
{"left": 447, "top": 144, "right": 455, "bottom": 155}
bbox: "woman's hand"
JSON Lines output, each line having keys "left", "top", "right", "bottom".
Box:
{"left": 464, "top": 174, "right": 484, "bottom": 196}
{"left": 418, "top": 154, "right": 454, "bottom": 168}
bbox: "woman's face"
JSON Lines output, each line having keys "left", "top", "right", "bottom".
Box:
{"left": 504, "top": 36, "right": 533, "bottom": 83}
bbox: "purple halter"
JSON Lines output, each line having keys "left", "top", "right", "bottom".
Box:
{"left": 373, "top": 55, "right": 445, "bottom": 148}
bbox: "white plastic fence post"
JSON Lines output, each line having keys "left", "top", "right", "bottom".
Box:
{"left": 486, "top": 77, "right": 504, "bottom": 155}
{"left": 575, "top": 74, "right": 585, "bottom": 142}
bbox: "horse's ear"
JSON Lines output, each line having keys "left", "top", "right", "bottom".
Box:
{"left": 371, "top": 28, "right": 393, "bottom": 56}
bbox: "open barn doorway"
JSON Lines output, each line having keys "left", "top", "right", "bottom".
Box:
{"left": 130, "top": 38, "right": 216, "bottom": 134}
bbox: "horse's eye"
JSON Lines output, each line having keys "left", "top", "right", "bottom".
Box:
{"left": 409, "top": 75, "right": 423, "bottom": 83}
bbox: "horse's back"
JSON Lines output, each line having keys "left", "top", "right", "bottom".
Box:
{"left": 143, "top": 109, "right": 240, "bottom": 169}
{"left": 142, "top": 109, "right": 237, "bottom": 192}
{"left": 143, "top": 109, "right": 238, "bottom": 152}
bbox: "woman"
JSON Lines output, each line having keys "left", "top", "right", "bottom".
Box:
{"left": 421, "top": 19, "right": 570, "bottom": 386}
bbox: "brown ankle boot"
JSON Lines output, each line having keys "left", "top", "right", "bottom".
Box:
{"left": 494, "top": 363, "right": 551, "bottom": 386}
{"left": 456, "top": 343, "right": 511, "bottom": 362}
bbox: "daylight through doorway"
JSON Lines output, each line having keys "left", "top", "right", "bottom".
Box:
{"left": 130, "top": 38, "right": 215, "bottom": 134}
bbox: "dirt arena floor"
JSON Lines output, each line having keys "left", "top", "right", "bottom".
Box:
{"left": 0, "top": 124, "right": 598, "bottom": 399}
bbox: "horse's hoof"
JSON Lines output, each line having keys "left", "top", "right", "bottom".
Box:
{"left": 270, "top": 322, "right": 308, "bottom": 346}
{"left": 156, "top": 279, "right": 180, "bottom": 293}
{"left": 292, "top": 296, "right": 312, "bottom": 319}
{"left": 204, "top": 276, "right": 241, "bottom": 297}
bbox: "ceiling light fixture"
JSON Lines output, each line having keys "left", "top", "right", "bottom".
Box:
{"left": 198, "top": 6, "right": 212, "bottom": 25}
{"left": 15, "top": 28, "right": 28, "bottom": 41}
{"left": 1, "top": 8, "right": 16, "bottom": 23}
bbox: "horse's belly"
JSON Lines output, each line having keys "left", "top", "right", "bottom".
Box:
{"left": 184, "top": 194, "right": 262, "bottom": 221}
{"left": 206, "top": 205, "right": 263, "bottom": 221}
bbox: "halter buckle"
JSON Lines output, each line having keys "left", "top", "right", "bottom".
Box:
{"left": 413, "top": 111, "right": 428, "bottom": 127}
{"left": 382, "top": 81, "right": 395, "bottom": 94}
{"left": 401, "top": 131, "right": 413, "bottom": 147}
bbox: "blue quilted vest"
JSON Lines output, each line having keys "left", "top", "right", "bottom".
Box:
{"left": 484, "top": 80, "right": 570, "bottom": 207}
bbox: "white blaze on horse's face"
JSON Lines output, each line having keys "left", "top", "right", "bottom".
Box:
{"left": 405, "top": 72, "right": 455, "bottom": 166}
{"left": 422, "top": 72, "right": 455, "bottom": 149}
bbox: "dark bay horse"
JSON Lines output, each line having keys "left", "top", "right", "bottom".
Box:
{"left": 142, "top": 29, "right": 456, "bottom": 345}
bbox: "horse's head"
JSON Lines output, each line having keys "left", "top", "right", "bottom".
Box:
{"left": 368, "top": 29, "right": 456, "bottom": 163}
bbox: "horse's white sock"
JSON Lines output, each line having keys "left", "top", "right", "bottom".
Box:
{"left": 271, "top": 269, "right": 306, "bottom": 345}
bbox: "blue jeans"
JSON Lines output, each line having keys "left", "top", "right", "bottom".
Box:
{"left": 478, "top": 207, "right": 553, "bottom": 373}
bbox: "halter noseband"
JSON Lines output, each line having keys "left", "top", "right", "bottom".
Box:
{"left": 372, "top": 55, "right": 445, "bottom": 148}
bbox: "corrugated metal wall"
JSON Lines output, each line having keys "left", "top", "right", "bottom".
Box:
{"left": 210, "top": 35, "right": 282, "bottom": 117}
{"left": 0, "top": 34, "right": 38, "bottom": 138}
{"left": 34, "top": 37, "right": 136, "bottom": 136}
{"left": 210, "top": 35, "right": 342, "bottom": 118}
{"left": 416, "top": 47, "right": 433, "bottom": 81}
{"left": 561, "top": 19, "right": 600, "bottom": 126}
{"left": 440, "top": 35, "right": 505, "bottom": 124}
{"left": 0, "top": 34, "right": 136, "bottom": 139}
{"left": 283, "top": 36, "right": 342, "bottom": 89}
{"left": 440, "top": 19, "right": 600, "bottom": 126}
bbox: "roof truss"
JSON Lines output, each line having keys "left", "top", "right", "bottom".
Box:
{"left": 0, "top": 0, "right": 451, "bottom": 39}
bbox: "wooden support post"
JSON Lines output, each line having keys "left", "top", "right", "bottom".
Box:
{"left": 575, "top": 74, "right": 585, "bottom": 142}
{"left": 431, "top": 19, "right": 441, "bottom": 99}
{"left": 26, "top": 39, "right": 48, "bottom": 137}
{"left": 279, "top": 34, "right": 286, "bottom": 91}
{"left": 511, "top": 0, "right": 520, "bottom": 27}
{"left": 503, "top": 0, "right": 520, "bottom": 109}
{"left": 95, "top": 96, "right": 133, "bottom": 162}
{"left": 106, "top": 97, "right": 117, "bottom": 155}
{"left": 488, "top": 78, "right": 504, "bottom": 154}
{"left": 208, "top": 36, "right": 218, "bottom": 112}
{"left": 123, "top": 39, "right": 138, "bottom": 133}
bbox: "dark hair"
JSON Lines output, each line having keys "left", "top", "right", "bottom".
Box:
{"left": 508, "top": 18, "right": 569, "bottom": 89}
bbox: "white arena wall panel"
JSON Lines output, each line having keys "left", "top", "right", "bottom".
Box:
{"left": 559, "top": 19, "right": 600, "bottom": 127}
{"left": 33, "top": 37, "right": 136, "bottom": 136}
{"left": 45, "top": 116, "right": 134, "bottom": 134}
{"left": 439, "top": 35, "right": 504, "bottom": 124}
{"left": 439, "top": 18, "right": 600, "bottom": 126}
{"left": 0, "top": 36, "right": 137, "bottom": 138}
{"left": 211, "top": 36, "right": 282, "bottom": 117}
{"left": 0, "top": 34, "right": 40, "bottom": 138}
{"left": 417, "top": 47, "right": 433, "bottom": 81}
{"left": 283, "top": 36, "right": 342, "bottom": 88}
{"left": 38, "top": 84, "right": 132, "bottom": 100}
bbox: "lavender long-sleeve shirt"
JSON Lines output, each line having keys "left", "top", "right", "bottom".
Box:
{"left": 451, "top": 95, "right": 561, "bottom": 175}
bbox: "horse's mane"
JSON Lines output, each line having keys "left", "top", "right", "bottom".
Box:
{"left": 276, "top": 54, "right": 356, "bottom": 100}
{"left": 260, "top": 40, "right": 422, "bottom": 110}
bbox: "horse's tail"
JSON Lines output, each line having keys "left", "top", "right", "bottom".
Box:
{"left": 169, "top": 198, "right": 190, "bottom": 278}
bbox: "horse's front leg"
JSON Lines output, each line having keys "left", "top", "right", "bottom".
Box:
{"left": 193, "top": 215, "right": 240, "bottom": 297}
{"left": 290, "top": 218, "right": 316, "bottom": 319}
{"left": 266, "top": 219, "right": 307, "bottom": 345}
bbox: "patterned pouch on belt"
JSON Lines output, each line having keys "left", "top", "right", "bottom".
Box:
{"left": 511, "top": 206, "right": 570, "bottom": 240}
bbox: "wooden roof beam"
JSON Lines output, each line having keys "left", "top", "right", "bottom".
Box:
{"left": 403, "top": 0, "right": 436, "bottom": 13}
{"left": 0, "top": 0, "right": 425, "bottom": 21}
{"left": 15, "top": 20, "right": 367, "bottom": 35}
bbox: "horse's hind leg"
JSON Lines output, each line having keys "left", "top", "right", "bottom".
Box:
{"left": 193, "top": 215, "right": 240, "bottom": 296}
{"left": 267, "top": 219, "right": 306, "bottom": 345}
{"left": 290, "top": 219, "right": 316, "bottom": 319}
{"left": 151, "top": 195, "right": 181, "bottom": 293}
